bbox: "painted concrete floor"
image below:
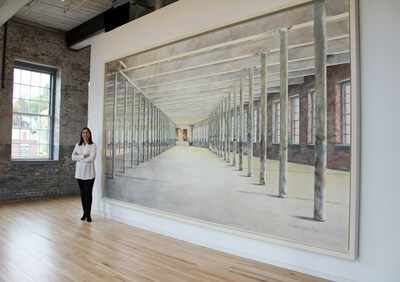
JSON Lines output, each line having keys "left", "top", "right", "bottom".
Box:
{"left": 105, "top": 145, "right": 350, "bottom": 251}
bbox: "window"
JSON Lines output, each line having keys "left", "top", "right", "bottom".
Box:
{"left": 11, "top": 61, "right": 56, "bottom": 160}
{"left": 272, "top": 101, "right": 280, "bottom": 143}
{"left": 341, "top": 81, "right": 351, "bottom": 145}
{"left": 289, "top": 96, "right": 299, "bottom": 144}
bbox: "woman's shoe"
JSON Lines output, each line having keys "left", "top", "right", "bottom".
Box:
{"left": 86, "top": 216, "right": 92, "bottom": 222}
{"left": 81, "top": 215, "right": 86, "bottom": 220}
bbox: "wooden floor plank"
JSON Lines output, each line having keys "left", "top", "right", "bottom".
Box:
{"left": 0, "top": 196, "right": 329, "bottom": 281}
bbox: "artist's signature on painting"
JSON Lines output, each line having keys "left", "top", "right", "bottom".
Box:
{"left": 289, "top": 223, "right": 319, "bottom": 234}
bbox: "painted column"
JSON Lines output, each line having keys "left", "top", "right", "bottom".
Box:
{"left": 211, "top": 111, "right": 214, "bottom": 152}
{"left": 123, "top": 83, "right": 128, "bottom": 172}
{"left": 210, "top": 113, "right": 212, "bottom": 151}
{"left": 225, "top": 97, "right": 228, "bottom": 160}
{"left": 216, "top": 108, "right": 219, "bottom": 154}
{"left": 156, "top": 108, "right": 159, "bottom": 155}
{"left": 159, "top": 110, "right": 161, "bottom": 154}
{"left": 314, "top": 0, "right": 327, "bottom": 221}
{"left": 150, "top": 104, "right": 154, "bottom": 158}
{"left": 153, "top": 105, "right": 156, "bottom": 157}
{"left": 219, "top": 103, "right": 223, "bottom": 157}
{"left": 220, "top": 101, "right": 223, "bottom": 158}
{"left": 279, "top": 28, "right": 288, "bottom": 198}
{"left": 260, "top": 53, "right": 268, "bottom": 185}
{"left": 142, "top": 97, "right": 146, "bottom": 162}
{"left": 162, "top": 113, "right": 164, "bottom": 152}
{"left": 137, "top": 94, "right": 141, "bottom": 164}
{"left": 233, "top": 83, "right": 237, "bottom": 166}
{"left": 247, "top": 68, "right": 254, "bottom": 177}
{"left": 150, "top": 105, "right": 156, "bottom": 157}
{"left": 227, "top": 93, "right": 231, "bottom": 163}
{"left": 146, "top": 100, "right": 150, "bottom": 160}
{"left": 239, "top": 78, "right": 244, "bottom": 171}
{"left": 158, "top": 111, "right": 161, "bottom": 154}
{"left": 112, "top": 74, "right": 117, "bottom": 178}
{"left": 216, "top": 106, "right": 219, "bottom": 155}
{"left": 212, "top": 110, "right": 215, "bottom": 152}
{"left": 160, "top": 111, "right": 163, "bottom": 154}
{"left": 213, "top": 111, "right": 216, "bottom": 152}
{"left": 130, "top": 90, "right": 135, "bottom": 168}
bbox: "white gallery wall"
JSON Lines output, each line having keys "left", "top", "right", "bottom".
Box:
{"left": 88, "top": 0, "right": 400, "bottom": 281}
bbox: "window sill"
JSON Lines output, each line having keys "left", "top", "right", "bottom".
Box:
{"left": 335, "top": 144, "right": 351, "bottom": 150}
{"left": 11, "top": 159, "right": 59, "bottom": 165}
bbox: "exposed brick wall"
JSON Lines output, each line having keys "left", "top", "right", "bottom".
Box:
{"left": 0, "top": 19, "right": 90, "bottom": 202}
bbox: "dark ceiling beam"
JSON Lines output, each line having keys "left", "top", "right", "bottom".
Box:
{"left": 66, "top": 1, "right": 154, "bottom": 50}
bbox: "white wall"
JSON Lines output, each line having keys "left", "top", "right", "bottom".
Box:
{"left": 89, "top": 0, "right": 400, "bottom": 281}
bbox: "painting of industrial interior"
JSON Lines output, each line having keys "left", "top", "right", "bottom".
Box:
{"left": 104, "top": 0, "right": 358, "bottom": 258}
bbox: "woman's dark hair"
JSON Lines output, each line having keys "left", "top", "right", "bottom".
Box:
{"left": 79, "top": 127, "right": 93, "bottom": 145}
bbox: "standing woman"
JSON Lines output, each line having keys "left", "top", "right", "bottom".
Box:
{"left": 72, "top": 127, "right": 97, "bottom": 222}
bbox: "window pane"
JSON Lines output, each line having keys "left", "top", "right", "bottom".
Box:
{"left": 31, "top": 143, "right": 39, "bottom": 158}
{"left": 12, "top": 128, "right": 20, "bottom": 140}
{"left": 14, "top": 68, "right": 21, "bottom": 83}
{"left": 21, "top": 130, "right": 29, "bottom": 141}
{"left": 39, "top": 102, "right": 49, "bottom": 114}
{"left": 21, "top": 115, "right": 31, "bottom": 130}
{"left": 20, "top": 144, "right": 30, "bottom": 157}
{"left": 21, "top": 70, "right": 30, "bottom": 85}
{"left": 41, "top": 73, "right": 51, "bottom": 87}
{"left": 40, "top": 87, "right": 50, "bottom": 101}
{"left": 13, "top": 84, "right": 20, "bottom": 99}
{"left": 30, "top": 100, "right": 39, "bottom": 114}
{"left": 13, "top": 99, "right": 19, "bottom": 112}
{"left": 31, "top": 86, "right": 40, "bottom": 100}
{"left": 11, "top": 144, "right": 19, "bottom": 158}
{"left": 40, "top": 131, "right": 48, "bottom": 143}
{"left": 21, "top": 85, "right": 30, "bottom": 99}
{"left": 31, "top": 72, "right": 41, "bottom": 87}
{"left": 40, "top": 116, "right": 49, "bottom": 130}
{"left": 30, "top": 130, "right": 39, "bottom": 141}
{"left": 31, "top": 116, "right": 40, "bottom": 130}
{"left": 12, "top": 114, "right": 21, "bottom": 128}
{"left": 40, "top": 144, "right": 48, "bottom": 158}
{"left": 20, "top": 100, "right": 29, "bottom": 114}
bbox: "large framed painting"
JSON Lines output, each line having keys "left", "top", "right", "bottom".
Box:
{"left": 103, "top": 0, "right": 360, "bottom": 259}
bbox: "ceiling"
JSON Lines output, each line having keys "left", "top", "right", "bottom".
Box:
{"left": 104, "top": 0, "right": 351, "bottom": 127}
{"left": 0, "top": 0, "right": 176, "bottom": 49}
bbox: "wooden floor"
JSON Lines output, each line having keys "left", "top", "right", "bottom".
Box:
{"left": 0, "top": 196, "right": 328, "bottom": 281}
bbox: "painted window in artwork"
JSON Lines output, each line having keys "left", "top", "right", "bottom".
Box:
{"left": 289, "top": 95, "right": 300, "bottom": 144}
{"left": 341, "top": 81, "right": 351, "bottom": 145}
{"left": 272, "top": 101, "right": 280, "bottom": 144}
{"left": 11, "top": 61, "right": 56, "bottom": 160}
